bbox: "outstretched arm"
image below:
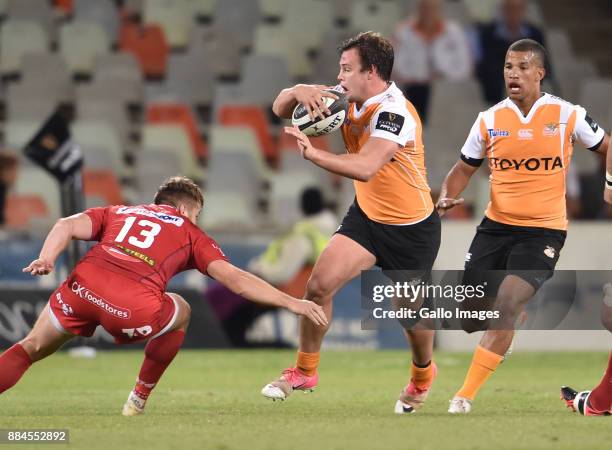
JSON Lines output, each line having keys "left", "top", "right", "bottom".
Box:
{"left": 436, "top": 159, "right": 480, "bottom": 216}
{"left": 207, "top": 259, "right": 328, "bottom": 326}
{"left": 22, "top": 213, "right": 93, "bottom": 275}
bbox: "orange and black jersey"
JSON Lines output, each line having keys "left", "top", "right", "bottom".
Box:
{"left": 336, "top": 82, "right": 434, "bottom": 225}
{"left": 460, "top": 93, "right": 606, "bottom": 230}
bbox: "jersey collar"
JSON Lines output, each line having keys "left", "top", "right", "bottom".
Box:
{"left": 505, "top": 92, "right": 549, "bottom": 124}
{"left": 353, "top": 82, "right": 401, "bottom": 117}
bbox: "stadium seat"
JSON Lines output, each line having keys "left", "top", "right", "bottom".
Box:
{"left": 7, "top": 0, "right": 55, "bottom": 42}
{"left": 253, "top": 23, "right": 312, "bottom": 79}
{"left": 184, "top": 0, "right": 215, "bottom": 20}
{"left": 135, "top": 147, "right": 182, "bottom": 204}
{"left": 199, "top": 191, "right": 259, "bottom": 230}
{"left": 217, "top": 105, "right": 278, "bottom": 164}
{"left": 74, "top": 0, "right": 119, "bottom": 43}
{"left": 207, "top": 150, "right": 265, "bottom": 206}
{"left": 189, "top": 25, "right": 242, "bottom": 80}
{"left": 158, "top": 52, "right": 214, "bottom": 106}
{"left": 240, "top": 54, "right": 292, "bottom": 107}
{"left": 258, "top": 0, "right": 284, "bottom": 19}
{"left": 119, "top": 22, "right": 169, "bottom": 78}
{"left": 146, "top": 103, "right": 208, "bottom": 160}
{"left": 6, "top": 82, "right": 63, "bottom": 121}
{"left": 72, "top": 120, "right": 131, "bottom": 180}
{"left": 14, "top": 165, "right": 61, "bottom": 221}
{"left": 83, "top": 169, "right": 124, "bottom": 206}
{"left": 60, "top": 21, "right": 110, "bottom": 76}
{"left": 5, "top": 194, "right": 50, "bottom": 230}
{"left": 0, "top": 20, "right": 49, "bottom": 76}
{"left": 80, "top": 76, "right": 143, "bottom": 111}
{"left": 212, "top": 0, "right": 259, "bottom": 51}
{"left": 21, "top": 52, "right": 74, "bottom": 104}
{"left": 54, "top": 0, "right": 73, "bottom": 15}
{"left": 283, "top": 0, "right": 333, "bottom": 52}
{"left": 556, "top": 58, "right": 597, "bottom": 104}
{"left": 209, "top": 125, "right": 270, "bottom": 183}
{"left": 76, "top": 90, "right": 132, "bottom": 151}
{"left": 350, "top": 0, "right": 400, "bottom": 37}
{"left": 141, "top": 124, "right": 201, "bottom": 181}
{"left": 143, "top": 0, "right": 192, "bottom": 49}
{"left": 94, "top": 53, "right": 142, "bottom": 84}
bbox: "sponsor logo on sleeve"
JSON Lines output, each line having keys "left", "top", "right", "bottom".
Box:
{"left": 375, "top": 112, "right": 404, "bottom": 136}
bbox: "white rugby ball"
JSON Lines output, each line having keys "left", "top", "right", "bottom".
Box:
{"left": 291, "top": 90, "right": 348, "bottom": 137}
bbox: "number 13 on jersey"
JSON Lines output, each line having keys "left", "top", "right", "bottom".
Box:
{"left": 115, "top": 216, "right": 161, "bottom": 249}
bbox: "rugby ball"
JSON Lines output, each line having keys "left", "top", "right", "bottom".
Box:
{"left": 291, "top": 90, "right": 348, "bottom": 137}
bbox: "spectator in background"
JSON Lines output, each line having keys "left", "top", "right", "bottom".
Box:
{"left": 471, "top": 0, "right": 547, "bottom": 104}
{"left": 0, "top": 153, "right": 18, "bottom": 227}
{"left": 206, "top": 187, "right": 337, "bottom": 347}
{"left": 393, "top": 0, "right": 472, "bottom": 122}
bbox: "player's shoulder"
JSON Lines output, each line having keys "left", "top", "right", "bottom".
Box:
{"left": 375, "top": 83, "right": 412, "bottom": 114}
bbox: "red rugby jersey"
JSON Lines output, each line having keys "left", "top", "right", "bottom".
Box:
{"left": 77, "top": 204, "right": 227, "bottom": 292}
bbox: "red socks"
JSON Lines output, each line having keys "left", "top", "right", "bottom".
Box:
{"left": 134, "top": 330, "right": 185, "bottom": 400}
{"left": 0, "top": 344, "right": 33, "bottom": 394}
{"left": 589, "top": 350, "right": 612, "bottom": 413}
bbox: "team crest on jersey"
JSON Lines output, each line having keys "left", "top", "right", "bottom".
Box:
{"left": 543, "top": 122, "right": 559, "bottom": 137}
{"left": 487, "top": 129, "right": 510, "bottom": 138}
{"left": 544, "top": 246, "right": 556, "bottom": 259}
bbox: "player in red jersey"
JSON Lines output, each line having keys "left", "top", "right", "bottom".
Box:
{"left": 0, "top": 176, "right": 327, "bottom": 415}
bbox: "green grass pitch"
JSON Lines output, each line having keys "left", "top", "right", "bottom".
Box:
{"left": 1, "top": 350, "right": 610, "bottom": 450}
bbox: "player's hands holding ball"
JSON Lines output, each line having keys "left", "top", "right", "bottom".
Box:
{"left": 288, "top": 299, "right": 329, "bottom": 327}
{"left": 22, "top": 258, "right": 54, "bottom": 276}
{"left": 292, "top": 84, "right": 338, "bottom": 120}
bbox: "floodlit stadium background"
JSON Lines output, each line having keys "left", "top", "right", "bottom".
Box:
{"left": 0, "top": 0, "right": 610, "bottom": 351}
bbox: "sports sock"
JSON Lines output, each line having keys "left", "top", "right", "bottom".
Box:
{"left": 296, "top": 351, "right": 320, "bottom": 377}
{"left": 411, "top": 360, "right": 435, "bottom": 390}
{"left": 133, "top": 330, "right": 185, "bottom": 400}
{"left": 588, "top": 350, "right": 612, "bottom": 413}
{"left": 0, "top": 344, "right": 33, "bottom": 394}
{"left": 455, "top": 345, "right": 504, "bottom": 401}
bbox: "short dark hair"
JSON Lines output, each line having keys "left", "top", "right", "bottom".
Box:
{"left": 507, "top": 39, "right": 548, "bottom": 68}
{"left": 339, "top": 31, "right": 394, "bottom": 82}
{"left": 154, "top": 176, "right": 204, "bottom": 209}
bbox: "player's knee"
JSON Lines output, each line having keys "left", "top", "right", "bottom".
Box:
{"left": 305, "top": 275, "right": 334, "bottom": 305}
{"left": 167, "top": 293, "right": 191, "bottom": 329}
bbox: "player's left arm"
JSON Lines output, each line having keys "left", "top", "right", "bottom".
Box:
{"left": 285, "top": 125, "right": 400, "bottom": 182}
{"left": 22, "top": 213, "right": 93, "bottom": 276}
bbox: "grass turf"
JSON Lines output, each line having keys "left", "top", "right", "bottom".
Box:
{"left": 0, "top": 350, "right": 610, "bottom": 450}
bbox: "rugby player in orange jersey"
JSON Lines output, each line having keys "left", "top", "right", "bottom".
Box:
{"left": 436, "top": 39, "right": 610, "bottom": 413}
{"left": 261, "top": 32, "right": 441, "bottom": 414}
{"left": 0, "top": 177, "right": 327, "bottom": 416}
